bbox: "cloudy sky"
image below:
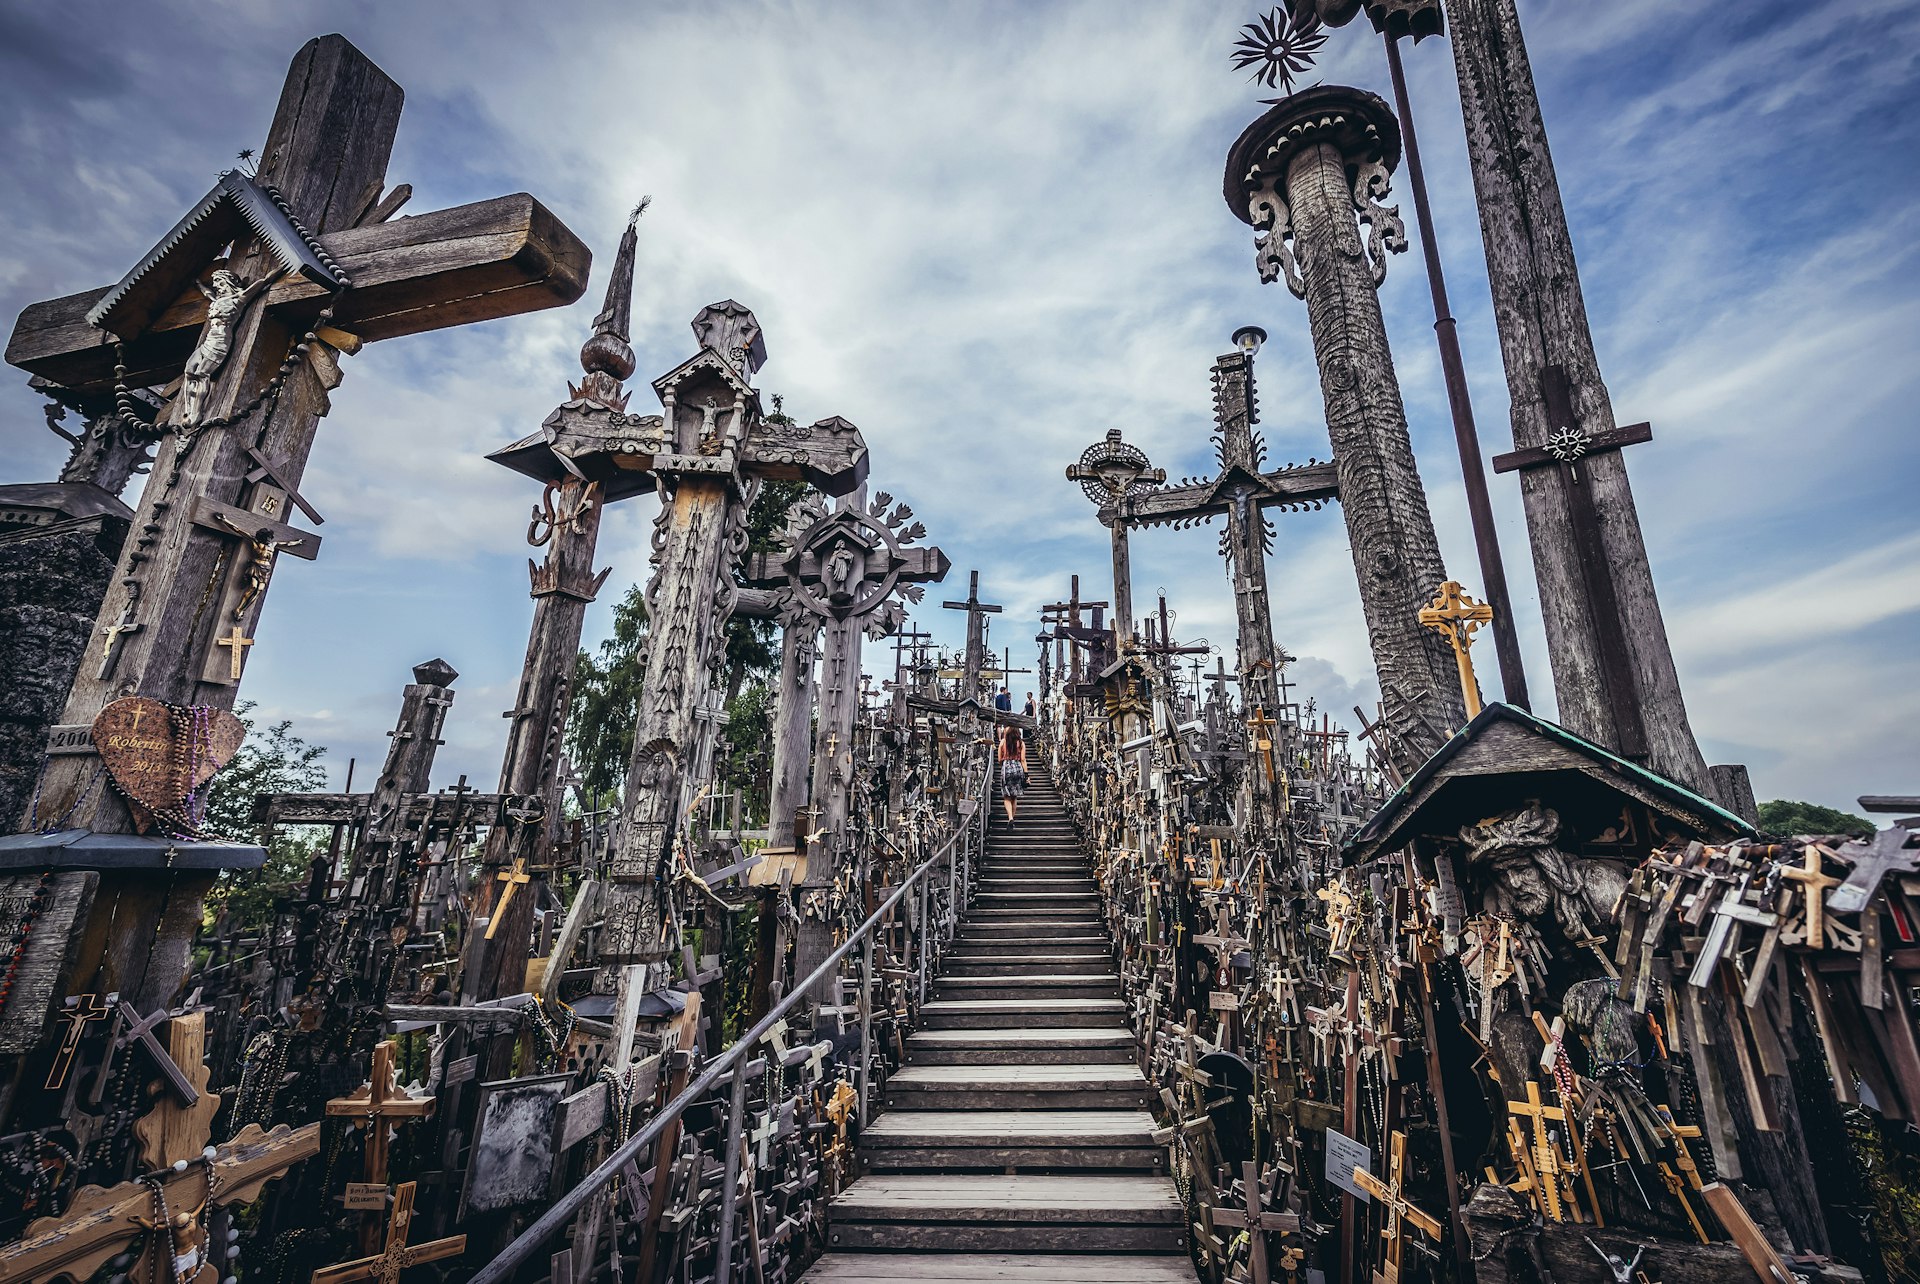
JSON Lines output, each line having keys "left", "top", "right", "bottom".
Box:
{"left": 2, "top": 1, "right": 1914, "bottom": 813}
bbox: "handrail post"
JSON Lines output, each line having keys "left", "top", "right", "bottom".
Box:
{"left": 916, "top": 872, "right": 930, "bottom": 1007}
{"left": 857, "top": 934, "right": 874, "bottom": 1128}
{"left": 712, "top": 1057, "right": 752, "bottom": 1284}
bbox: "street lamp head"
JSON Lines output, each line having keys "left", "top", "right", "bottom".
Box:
{"left": 1232, "top": 325, "right": 1267, "bottom": 358}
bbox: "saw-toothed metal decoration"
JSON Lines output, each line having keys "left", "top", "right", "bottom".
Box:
{"left": 1231, "top": 7, "right": 1327, "bottom": 98}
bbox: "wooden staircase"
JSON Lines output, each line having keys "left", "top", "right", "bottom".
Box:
{"left": 802, "top": 762, "right": 1196, "bottom": 1283}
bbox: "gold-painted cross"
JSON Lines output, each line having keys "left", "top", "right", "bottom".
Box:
{"left": 214, "top": 624, "right": 255, "bottom": 680}
{"left": 1352, "top": 1131, "right": 1443, "bottom": 1284}
{"left": 310, "top": 1181, "right": 465, "bottom": 1284}
{"left": 485, "top": 857, "right": 531, "bottom": 941}
{"left": 324, "top": 1040, "right": 435, "bottom": 1186}
{"left": 1505, "top": 1082, "right": 1575, "bottom": 1223}
{"left": 1417, "top": 581, "right": 1494, "bottom": 720}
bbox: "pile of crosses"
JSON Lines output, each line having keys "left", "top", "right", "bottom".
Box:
{"left": 0, "top": 30, "right": 1021, "bottom": 1284}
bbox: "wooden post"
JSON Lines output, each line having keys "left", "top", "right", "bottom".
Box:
{"left": 1438, "top": 0, "right": 1713, "bottom": 791}
{"left": 1225, "top": 86, "right": 1467, "bottom": 769}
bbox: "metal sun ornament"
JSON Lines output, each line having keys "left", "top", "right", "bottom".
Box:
{"left": 1230, "top": 7, "right": 1328, "bottom": 99}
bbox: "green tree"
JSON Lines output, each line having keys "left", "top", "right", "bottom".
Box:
{"left": 1757, "top": 798, "right": 1874, "bottom": 839}
{"left": 202, "top": 702, "right": 329, "bottom": 931}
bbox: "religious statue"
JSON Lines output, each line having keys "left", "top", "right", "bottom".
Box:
{"left": 1459, "top": 802, "right": 1626, "bottom": 942}
{"left": 213, "top": 512, "right": 305, "bottom": 620}
{"left": 175, "top": 267, "right": 283, "bottom": 429}
{"left": 824, "top": 544, "right": 858, "bottom": 599}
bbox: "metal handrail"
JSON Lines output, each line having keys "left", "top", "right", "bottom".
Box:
{"left": 474, "top": 750, "right": 988, "bottom": 1284}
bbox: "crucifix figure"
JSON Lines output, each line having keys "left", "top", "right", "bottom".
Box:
{"left": 311, "top": 1181, "right": 466, "bottom": 1284}
{"left": 211, "top": 511, "right": 305, "bottom": 620}
{"left": 1416, "top": 580, "right": 1494, "bottom": 721}
{"left": 12, "top": 34, "right": 588, "bottom": 853}
{"left": 1065, "top": 428, "right": 1165, "bottom": 642}
{"left": 43, "top": 992, "right": 112, "bottom": 1090}
{"left": 1225, "top": 87, "right": 1468, "bottom": 770}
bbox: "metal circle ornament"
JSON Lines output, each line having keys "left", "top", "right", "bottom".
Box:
{"left": 784, "top": 506, "right": 907, "bottom": 622}
{"left": 1073, "top": 431, "right": 1160, "bottom": 507}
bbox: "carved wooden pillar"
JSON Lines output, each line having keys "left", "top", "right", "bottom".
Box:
{"left": 1227, "top": 86, "right": 1464, "bottom": 767}
{"left": 1440, "top": 0, "right": 1711, "bottom": 792}
{"left": 765, "top": 618, "right": 819, "bottom": 849}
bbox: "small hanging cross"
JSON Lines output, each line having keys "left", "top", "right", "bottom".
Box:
{"left": 214, "top": 624, "right": 255, "bottom": 681}
{"left": 44, "top": 992, "right": 113, "bottom": 1090}
{"left": 1417, "top": 581, "right": 1494, "bottom": 720}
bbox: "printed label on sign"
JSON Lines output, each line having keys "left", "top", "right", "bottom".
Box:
{"left": 1325, "top": 1128, "right": 1372, "bottom": 1203}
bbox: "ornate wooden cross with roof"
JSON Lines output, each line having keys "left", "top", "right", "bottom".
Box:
{"left": 8, "top": 35, "right": 587, "bottom": 854}
{"left": 578, "top": 301, "right": 868, "bottom": 1066}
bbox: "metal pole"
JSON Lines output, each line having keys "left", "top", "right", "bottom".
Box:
{"left": 857, "top": 935, "right": 874, "bottom": 1127}
{"left": 1384, "top": 33, "right": 1531, "bottom": 711}
{"left": 712, "top": 1059, "right": 751, "bottom": 1284}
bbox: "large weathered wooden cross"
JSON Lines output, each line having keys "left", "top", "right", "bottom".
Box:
{"left": 745, "top": 486, "right": 949, "bottom": 1001}
{"left": 1352, "top": 1131, "right": 1443, "bottom": 1284}
{"left": 1104, "top": 346, "right": 1337, "bottom": 726}
{"left": 1208, "top": 1159, "right": 1302, "bottom": 1284}
{"left": 9, "top": 35, "right": 587, "bottom": 845}
{"left": 941, "top": 570, "right": 1002, "bottom": 706}
{"left": 585, "top": 303, "right": 867, "bottom": 1067}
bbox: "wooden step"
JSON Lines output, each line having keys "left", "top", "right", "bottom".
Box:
{"left": 920, "top": 998, "right": 1128, "bottom": 1029}
{"left": 968, "top": 908, "right": 1101, "bottom": 920}
{"left": 860, "top": 1109, "right": 1164, "bottom": 1171}
{"left": 800, "top": 1253, "right": 1198, "bottom": 1282}
{"left": 905, "top": 1026, "right": 1136, "bottom": 1066}
{"left": 959, "top": 925, "right": 1106, "bottom": 943}
{"left": 933, "top": 979, "right": 1119, "bottom": 1003}
{"left": 945, "top": 955, "right": 1110, "bottom": 976}
{"left": 886, "top": 1063, "right": 1151, "bottom": 1110}
{"left": 826, "top": 1174, "right": 1185, "bottom": 1253}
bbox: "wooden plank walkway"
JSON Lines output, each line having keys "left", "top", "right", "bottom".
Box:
{"left": 804, "top": 762, "right": 1196, "bottom": 1280}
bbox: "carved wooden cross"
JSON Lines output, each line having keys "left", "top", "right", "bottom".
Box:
{"left": 1827, "top": 826, "right": 1920, "bottom": 915}
{"left": 310, "top": 1181, "right": 466, "bottom": 1284}
{"left": 1065, "top": 428, "right": 1165, "bottom": 639}
{"left": 1209, "top": 1159, "right": 1301, "bottom": 1283}
{"left": 1352, "top": 1131, "right": 1443, "bottom": 1284}
{"left": 324, "top": 1039, "right": 435, "bottom": 1185}
{"left": 1416, "top": 581, "right": 1493, "bottom": 721}
{"left": 593, "top": 307, "right": 867, "bottom": 1068}
{"left": 115, "top": 1002, "right": 203, "bottom": 1104}
{"left": 0, "top": 1123, "right": 319, "bottom": 1284}
{"left": 1505, "top": 1082, "right": 1574, "bottom": 1223}
{"left": 12, "top": 34, "right": 587, "bottom": 841}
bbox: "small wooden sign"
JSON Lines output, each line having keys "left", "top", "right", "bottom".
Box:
{"left": 556, "top": 1082, "right": 607, "bottom": 1152}
{"left": 90, "top": 698, "right": 245, "bottom": 831}
{"left": 44, "top": 724, "right": 97, "bottom": 756}
{"left": 1209, "top": 991, "right": 1240, "bottom": 1011}
{"left": 444, "top": 1054, "right": 479, "bottom": 1086}
{"left": 343, "top": 1182, "right": 388, "bottom": 1210}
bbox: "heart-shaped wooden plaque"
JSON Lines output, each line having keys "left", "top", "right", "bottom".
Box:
{"left": 91, "top": 698, "right": 246, "bottom": 833}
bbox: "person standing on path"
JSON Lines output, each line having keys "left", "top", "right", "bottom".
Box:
{"left": 997, "top": 723, "right": 1027, "bottom": 828}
